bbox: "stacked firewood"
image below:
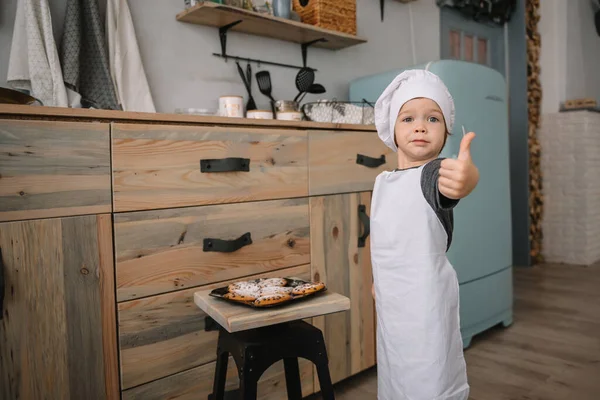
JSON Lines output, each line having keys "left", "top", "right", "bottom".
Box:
{"left": 526, "top": 0, "right": 543, "bottom": 264}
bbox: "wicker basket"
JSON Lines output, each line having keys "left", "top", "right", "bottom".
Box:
{"left": 292, "top": 0, "right": 357, "bottom": 35}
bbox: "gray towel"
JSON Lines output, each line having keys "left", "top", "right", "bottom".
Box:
{"left": 60, "top": 0, "right": 120, "bottom": 110}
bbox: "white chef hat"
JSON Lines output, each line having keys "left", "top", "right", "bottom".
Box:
{"left": 374, "top": 69, "right": 455, "bottom": 152}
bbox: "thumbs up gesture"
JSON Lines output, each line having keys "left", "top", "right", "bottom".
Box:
{"left": 438, "top": 132, "right": 480, "bottom": 200}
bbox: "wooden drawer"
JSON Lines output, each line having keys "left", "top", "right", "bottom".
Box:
{"left": 118, "top": 264, "right": 312, "bottom": 390}
{"left": 122, "top": 354, "right": 314, "bottom": 400}
{"left": 114, "top": 197, "right": 310, "bottom": 301}
{"left": 112, "top": 123, "right": 308, "bottom": 212}
{"left": 308, "top": 130, "right": 396, "bottom": 196}
{"left": 0, "top": 119, "right": 111, "bottom": 222}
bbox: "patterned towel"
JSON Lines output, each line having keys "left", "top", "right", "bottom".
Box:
{"left": 7, "top": 0, "right": 69, "bottom": 107}
{"left": 60, "top": 0, "right": 120, "bottom": 110}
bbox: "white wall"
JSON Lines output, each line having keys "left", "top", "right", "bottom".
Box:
{"left": 539, "top": 0, "right": 600, "bottom": 114}
{"left": 0, "top": 0, "right": 441, "bottom": 114}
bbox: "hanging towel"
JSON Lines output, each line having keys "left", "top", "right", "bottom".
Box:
{"left": 106, "top": 0, "right": 156, "bottom": 112}
{"left": 7, "top": 0, "right": 69, "bottom": 107}
{"left": 60, "top": 0, "right": 120, "bottom": 110}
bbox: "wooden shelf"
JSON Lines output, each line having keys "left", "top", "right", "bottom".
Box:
{"left": 176, "top": 2, "right": 367, "bottom": 50}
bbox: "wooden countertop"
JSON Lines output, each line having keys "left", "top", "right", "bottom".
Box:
{"left": 0, "top": 104, "right": 376, "bottom": 132}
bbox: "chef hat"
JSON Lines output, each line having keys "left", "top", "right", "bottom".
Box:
{"left": 374, "top": 69, "right": 455, "bottom": 152}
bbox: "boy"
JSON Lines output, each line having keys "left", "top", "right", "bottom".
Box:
{"left": 370, "top": 69, "right": 479, "bottom": 400}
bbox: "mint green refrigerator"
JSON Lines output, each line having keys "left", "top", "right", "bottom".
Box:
{"left": 349, "top": 60, "right": 513, "bottom": 347}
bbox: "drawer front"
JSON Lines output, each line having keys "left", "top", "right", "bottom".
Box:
{"left": 308, "top": 130, "right": 395, "bottom": 196}
{"left": 122, "top": 354, "right": 314, "bottom": 400}
{"left": 112, "top": 123, "right": 308, "bottom": 212}
{"left": 0, "top": 119, "right": 111, "bottom": 222}
{"left": 115, "top": 198, "right": 310, "bottom": 301}
{"left": 118, "top": 264, "right": 312, "bottom": 390}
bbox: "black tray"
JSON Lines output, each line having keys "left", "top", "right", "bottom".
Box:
{"left": 209, "top": 277, "right": 327, "bottom": 308}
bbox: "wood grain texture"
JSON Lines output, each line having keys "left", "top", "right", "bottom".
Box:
{"left": 0, "top": 103, "right": 376, "bottom": 132}
{"left": 122, "top": 354, "right": 314, "bottom": 400}
{"left": 308, "top": 131, "right": 396, "bottom": 196}
{"left": 114, "top": 197, "right": 310, "bottom": 301}
{"left": 0, "top": 119, "right": 111, "bottom": 222}
{"left": 310, "top": 192, "right": 376, "bottom": 388}
{"left": 306, "top": 263, "right": 600, "bottom": 400}
{"left": 195, "top": 289, "right": 350, "bottom": 333}
{"left": 61, "top": 216, "right": 106, "bottom": 399}
{"left": 0, "top": 219, "right": 70, "bottom": 399}
{"left": 176, "top": 2, "right": 367, "bottom": 50}
{"left": 97, "top": 214, "right": 120, "bottom": 400}
{"left": 0, "top": 215, "right": 115, "bottom": 399}
{"left": 118, "top": 265, "right": 311, "bottom": 389}
{"left": 112, "top": 123, "right": 308, "bottom": 211}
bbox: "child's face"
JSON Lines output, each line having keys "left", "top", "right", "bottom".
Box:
{"left": 394, "top": 98, "right": 447, "bottom": 162}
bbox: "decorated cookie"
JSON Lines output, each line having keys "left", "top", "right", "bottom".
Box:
{"left": 257, "top": 278, "right": 288, "bottom": 288}
{"left": 259, "top": 286, "right": 293, "bottom": 296}
{"left": 291, "top": 282, "right": 326, "bottom": 296}
{"left": 228, "top": 281, "right": 260, "bottom": 293}
{"left": 253, "top": 293, "right": 292, "bottom": 307}
{"left": 224, "top": 289, "right": 259, "bottom": 302}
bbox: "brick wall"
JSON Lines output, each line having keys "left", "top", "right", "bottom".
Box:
{"left": 540, "top": 110, "right": 600, "bottom": 265}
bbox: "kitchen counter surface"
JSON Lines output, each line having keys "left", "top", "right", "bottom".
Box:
{"left": 0, "top": 104, "right": 376, "bottom": 131}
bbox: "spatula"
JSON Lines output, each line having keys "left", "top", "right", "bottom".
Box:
{"left": 256, "top": 70, "right": 276, "bottom": 115}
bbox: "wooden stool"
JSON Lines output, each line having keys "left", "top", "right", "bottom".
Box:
{"left": 208, "top": 319, "right": 334, "bottom": 400}
{"left": 194, "top": 287, "right": 350, "bottom": 400}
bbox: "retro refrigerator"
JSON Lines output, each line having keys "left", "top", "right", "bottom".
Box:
{"left": 349, "top": 60, "right": 513, "bottom": 347}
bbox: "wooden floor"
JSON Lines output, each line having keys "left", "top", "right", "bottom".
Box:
{"left": 306, "top": 263, "right": 600, "bottom": 400}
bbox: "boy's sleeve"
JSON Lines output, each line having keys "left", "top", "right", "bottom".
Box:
{"left": 421, "top": 158, "right": 459, "bottom": 211}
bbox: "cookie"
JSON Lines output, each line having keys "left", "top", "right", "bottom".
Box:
{"left": 224, "top": 289, "right": 259, "bottom": 302}
{"left": 257, "top": 278, "right": 287, "bottom": 288}
{"left": 228, "top": 281, "right": 260, "bottom": 293}
{"left": 253, "top": 293, "right": 292, "bottom": 307}
{"left": 291, "top": 282, "right": 326, "bottom": 296}
{"left": 258, "top": 286, "right": 293, "bottom": 296}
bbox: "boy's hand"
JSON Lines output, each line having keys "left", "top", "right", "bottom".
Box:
{"left": 439, "top": 132, "right": 479, "bottom": 200}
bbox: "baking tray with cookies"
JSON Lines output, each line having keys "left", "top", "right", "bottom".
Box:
{"left": 209, "top": 277, "right": 327, "bottom": 308}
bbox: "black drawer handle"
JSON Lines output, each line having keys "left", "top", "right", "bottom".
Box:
{"left": 203, "top": 232, "right": 252, "bottom": 253}
{"left": 358, "top": 205, "right": 370, "bottom": 248}
{"left": 0, "top": 248, "right": 5, "bottom": 320}
{"left": 356, "top": 154, "right": 386, "bottom": 168}
{"left": 200, "top": 157, "right": 250, "bottom": 173}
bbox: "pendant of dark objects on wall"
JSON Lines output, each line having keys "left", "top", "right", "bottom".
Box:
{"left": 380, "top": 0, "right": 384, "bottom": 21}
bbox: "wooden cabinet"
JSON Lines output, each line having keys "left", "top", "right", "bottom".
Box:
{"left": 0, "top": 120, "right": 111, "bottom": 222}
{"left": 308, "top": 130, "right": 395, "bottom": 196}
{"left": 0, "top": 214, "right": 118, "bottom": 400}
{"left": 0, "top": 109, "right": 382, "bottom": 399}
{"left": 111, "top": 123, "right": 309, "bottom": 212}
{"left": 309, "top": 192, "right": 376, "bottom": 386}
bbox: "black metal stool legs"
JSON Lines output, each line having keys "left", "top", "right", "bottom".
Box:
{"left": 314, "top": 358, "right": 335, "bottom": 400}
{"left": 283, "top": 357, "right": 303, "bottom": 400}
{"left": 239, "top": 368, "right": 258, "bottom": 400}
{"left": 301, "top": 332, "right": 335, "bottom": 400}
{"left": 208, "top": 320, "right": 335, "bottom": 400}
{"left": 210, "top": 349, "right": 229, "bottom": 400}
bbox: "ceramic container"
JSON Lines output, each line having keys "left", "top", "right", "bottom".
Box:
{"left": 247, "top": 109, "right": 274, "bottom": 119}
{"left": 219, "top": 95, "right": 244, "bottom": 118}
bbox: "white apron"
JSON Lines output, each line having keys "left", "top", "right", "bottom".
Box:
{"left": 370, "top": 166, "right": 469, "bottom": 400}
